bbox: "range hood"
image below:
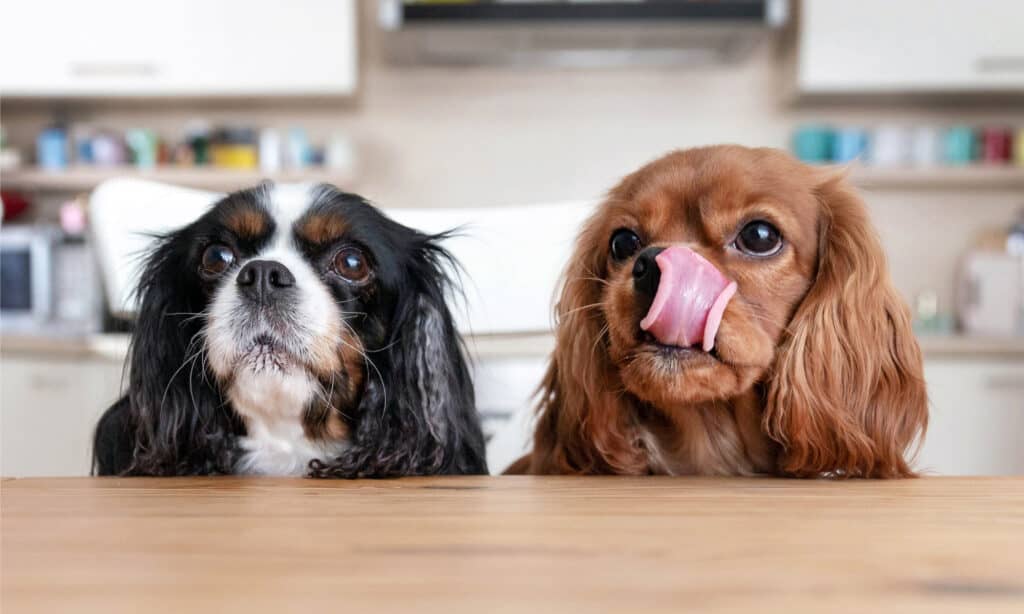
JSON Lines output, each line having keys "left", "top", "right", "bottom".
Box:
{"left": 378, "top": 1, "right": 789, "bottom": 67}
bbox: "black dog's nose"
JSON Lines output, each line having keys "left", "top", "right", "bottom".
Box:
{"left": 237, "top": 260, "right": 295, "bottom": 302}
{"left": 633, "top": 246, "right": 665, "bottom": 298}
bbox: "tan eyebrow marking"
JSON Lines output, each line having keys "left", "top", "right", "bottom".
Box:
{"left": 224, "top": 206, "right": 270, "bottom": 240}
{"left": 296, "top": 212, "right": 349, "bottom": 245}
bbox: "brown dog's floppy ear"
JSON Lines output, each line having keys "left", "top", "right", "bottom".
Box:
{"left": 763, "top": 174, "right": 928, "bottom": 478}
{"left": 527, "top": 211, "right": 648, "bottom": 475}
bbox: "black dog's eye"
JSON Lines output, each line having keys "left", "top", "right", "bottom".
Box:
{"left": 734, "top": 221, "right": 783, "bottom": 257}
{"left": 610, "top": 229, "right": 642, "bottom": 262}
{"left": 334, "top": 247, "right": 370, "bottom": 283}
{"left": 200, "top": 244, "right": 236, "bottom": 276}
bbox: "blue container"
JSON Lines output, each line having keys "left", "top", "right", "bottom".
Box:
{"left": 792, "top": 125, "right": 834, "bottom": 164}
{"left": 943, "top": 126, "right": 975, "bottom": 166}
{"left": 37, "top": 126, "right": 69, "bottom": 170}
{"left": 831, "top": 128, "right": 868, "bottom": 163}
{"left": 126, "top": 129, "right": 159, "bottom": 168}
{"left": 75, "top": 135, "right": 94, "bottom": 164}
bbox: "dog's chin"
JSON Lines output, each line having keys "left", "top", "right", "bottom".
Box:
{"left": 208, "top": 331, "right": 310, "bottom": 382}
{"left": 239, "top": 334, "right": 299, "bottom": 375}
{"left": 615, "top": 336, "right": 759, "bottom": 407}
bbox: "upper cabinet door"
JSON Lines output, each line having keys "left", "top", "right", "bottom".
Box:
{"left": 0, "top": 0, "right": 357, "bottom": 97}
{"left": 796, "top": 0, "right": 1024, "bottom": 94}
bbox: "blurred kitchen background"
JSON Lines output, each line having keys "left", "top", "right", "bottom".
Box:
{"left": 1, "top": 0, "right": 1022, "bottom": 477}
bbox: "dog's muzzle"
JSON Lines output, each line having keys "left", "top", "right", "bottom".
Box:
{"left": 236, "top": 259, "right": 296, "bottom": 305}
{"left": 635, "top": 246, "right": 736, "bottom": 352}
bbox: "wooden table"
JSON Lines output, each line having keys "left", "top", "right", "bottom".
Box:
{"left": 3, "top": 477, "right": 1023, "bottom": 613}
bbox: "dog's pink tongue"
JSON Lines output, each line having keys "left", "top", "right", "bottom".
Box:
{"left": 639, "top": 247, "right": 737, "bottom": 352}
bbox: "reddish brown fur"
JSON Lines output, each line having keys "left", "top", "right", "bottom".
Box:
{"left": 302, "top": 313, "right": 364, "bottom": 442}
{"left": 517, "top": 146, "right": 928, "bottom": 478}
{"left": 292, "top": 211, "right": 363, "bottom": 442}
{"left": 297, "top": 212, "right": 349, "bottom": 246}
{"left": 223, "top": 207, "right": 270, "bottom": 240}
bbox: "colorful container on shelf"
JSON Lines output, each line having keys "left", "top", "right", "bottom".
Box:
{"left": 210, "top": 144, "right": 258, "bottom": 169}
{"left": 1017, "top": 128, "right": 1024, "bottom": 167}
{"left": 943, "top": 126, "right": 974, "bottom": 166}
{"left": 210, "top": 127, "right": 258, "bottom": 170}
{"left": 981, "top": 127, "right": 1013, "bottom": 164}
{"left": 28, "top": 121, "right": 346, "bottom": 174}
{"left": 126, "top": 129, "right": 159, "bottom": 169}
{"left": 870, "top": 126, "right": 913, "bottom": 166}
{"left": 792, "top": 125, "right": 832, "bottom": 164}
{"left": 831, "top": 127, "right": 868, "bottom": 163}
{"left": 36, "top": 126, "right": 69, "bottom": 170}
{"left": 909, "top": 126, "right": 941, "bottom": 167}
{"left": 792, "top": 123, "right": 1021, "bottom": 168}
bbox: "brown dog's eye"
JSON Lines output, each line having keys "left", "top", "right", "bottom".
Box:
{"left": 200, "top": 244, "right": 236, "bottom": 277}
{"left": 334, "top": 247, "right": 371, "bottom": 283}
{"left": 610, "top": 229, "right": 643, "bottom": 262}
{"left": 735, "top": 221, "right": 783, "bottom": 257}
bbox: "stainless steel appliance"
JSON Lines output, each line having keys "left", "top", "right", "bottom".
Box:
{"left": 958, "top": 250, "right": 1024, "bottom": 336}
{"left": 0, "top": 225, "right": 102, "bottom": 334}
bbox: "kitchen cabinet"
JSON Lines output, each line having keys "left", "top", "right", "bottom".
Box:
{"left": 0, "top": 0, "right": 357, "bottom": 97}
{"left": 1, "top": 355, "right": 124, "bottom": 477}
{"left": 918, "top": 359, "right": 1024, "bottom": 476}
{"left": 474, "top": 355, "right": 548, "bottom": 472}
{"left": 486, "top": 352, "right": 1024, "bottom": 476}
{"left": 0, "top": 344, "right": 548, "bottom": 477}
{"left": 2, "top": 343, "right": 1022, "bottom": 476}
{"left": 796, "top": 0, "right": 1024, "bottom": 94}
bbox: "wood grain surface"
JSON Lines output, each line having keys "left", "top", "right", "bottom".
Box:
{"left": 3, "top": 476, "right": 1023, "bottom": 613}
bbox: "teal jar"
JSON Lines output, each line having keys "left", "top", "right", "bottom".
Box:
{"left": 943, "top": 126, "right": 975, "bottom": 165}
{"left": 792, "top": 125, "right": 834, "bottom": 164}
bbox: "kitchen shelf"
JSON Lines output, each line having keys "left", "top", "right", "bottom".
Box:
{"left": 916, "top": 335, "right": 1024, "bottom": 359}
{"left": 0, "top": 166, "right": 356, "bottom": 193}
{"left": 846, "top": 165, "right": 1024, "bottom": 191}
{"left": 5, "top": 165, "right": 1022, "bottom": 195}
{"left": 6, "top": 162, "right": 1015, "bottom": 194}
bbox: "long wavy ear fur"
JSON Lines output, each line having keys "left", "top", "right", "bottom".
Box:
{"left": 528, "top": 210, "right": 648, "bottom": 475}
{"left": 92, "top": 232, "right": 241, "bottom": 476}
{"left": 763, "top": 175, "right": 928, "bottom": 478}
{"left": 310, "top": 233, "right": 488, "bottom": 478}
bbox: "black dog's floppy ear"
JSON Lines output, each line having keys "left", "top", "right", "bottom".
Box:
{"left": 93, "top": 230, "right": 241, "bottom": 476}
{"left": 310, "top": 231, "right": 488, "bottom": 477}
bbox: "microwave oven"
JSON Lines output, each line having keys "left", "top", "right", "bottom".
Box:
{"left": 0, "top": 225, "right": 102, "bottom": 334}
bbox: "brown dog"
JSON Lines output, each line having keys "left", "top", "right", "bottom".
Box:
{"left": 512, "top": 145, "right": 927, "bottom": 478}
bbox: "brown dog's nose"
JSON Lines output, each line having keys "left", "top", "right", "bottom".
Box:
{"left": 633, "top": 247, "right": 665, "bottom": 299}
{"left": 237, "top": 260, "right": 295, "bottom": 303}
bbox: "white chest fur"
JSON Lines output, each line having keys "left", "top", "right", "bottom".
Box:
{"left": 228, "top": 368, "right": 349, "bottom": 476}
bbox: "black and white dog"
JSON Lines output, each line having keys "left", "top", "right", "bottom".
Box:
{"left": 93, "top": 183, "right": 487, "bottom": 477}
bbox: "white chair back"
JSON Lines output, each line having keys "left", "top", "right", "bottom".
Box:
{"left": 89, "top": 178, "right": 596, "bottom": 335}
